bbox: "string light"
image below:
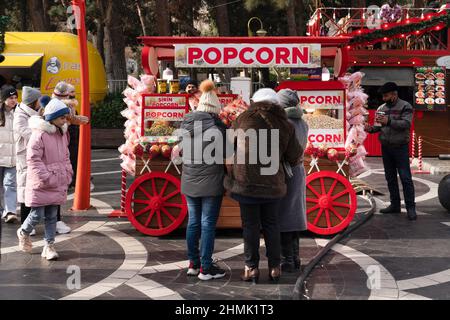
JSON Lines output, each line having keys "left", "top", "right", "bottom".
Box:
{"left": 421, "top": 9, "right": 425, "bottom": 19}
{"left": 333, "top": 9, "right": 336, "bottom": 21}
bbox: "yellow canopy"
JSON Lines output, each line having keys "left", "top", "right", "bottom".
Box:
{"left": 0, "top": 54, "right": 43, "bottom": 68}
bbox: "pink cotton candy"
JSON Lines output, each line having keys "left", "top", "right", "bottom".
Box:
{"left": 140, "top": 75, "right": 156, "bottom": 93}
{"left": 349, "top": 115, "right": 365, "bottom": 125}
{"left": 128, "top": 76, "right": 142, "bottom": 90}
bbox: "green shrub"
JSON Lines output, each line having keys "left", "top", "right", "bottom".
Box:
{"left": 91, "top": 93, "right": 126, "bottom": 129}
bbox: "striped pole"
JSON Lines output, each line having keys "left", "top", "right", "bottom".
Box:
{"left": 412, "top": 136, "right": 430, "bottom": 174}
{"left": 418, "top": 136, "right": 423, "bottom": 171}
{"left": 109, "top": 169, "right": 128, "bottom": 218}
{"left": 411, "top": 131, "right": 415, "bottom": 163}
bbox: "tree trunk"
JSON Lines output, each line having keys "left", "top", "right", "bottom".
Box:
{"left": 20, "top": 0, "right": 28, "bottom": 31}
{"left": 96, "top": 19, "right": 105, "bottom": 63}
{"left": 295, "top": 0, "right": 306, "bottom": 36}
{"left": 135, "top": 0, "right": 147, "bottom": 36}
{"left": 26, "top": 0, "right": 51, "bottom": 31}
{"left": 214, "top": 0, "right": 230, "bottom": 36}
{"left": 155, "top": 0, "right": 171, "bottom": 36}
{"left": 103, "top": 0, "right": 127, "bottom": 80}
{"left": 286, "top": 0, "right": 297, "bottom": 36}
{"left": 41, "top": 0, "right": 52, "bottom": 31}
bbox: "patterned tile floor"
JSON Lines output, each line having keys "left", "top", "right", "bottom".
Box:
{"left": 0, "top": 151, "right": 449, "bottom": 300}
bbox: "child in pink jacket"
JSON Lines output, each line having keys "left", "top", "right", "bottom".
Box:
{"left": 17, "top": 99, "right": 73, "bottom": 261}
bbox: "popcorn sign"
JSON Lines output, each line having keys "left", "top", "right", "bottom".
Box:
{"left": 308, "top": 129, "right": 345, "bottom": 148}
{"left": 175, "top": 44, "right": 321, "bottom": 68}
{"left": 141, "top": 94, "right": 189, "bottom": 136}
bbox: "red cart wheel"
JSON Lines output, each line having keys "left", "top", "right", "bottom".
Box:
{"left": 125, "top": 172, "right": 187, "bottom": 236}
{"left": 306, "top": 171, "right": 357, "bottom": 236}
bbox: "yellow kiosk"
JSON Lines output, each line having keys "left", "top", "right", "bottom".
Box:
{"left": 0, "top": 32, "right": 107, "bottom": 111}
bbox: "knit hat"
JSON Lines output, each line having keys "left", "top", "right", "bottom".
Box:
{"left": 196, "top": 80, "right": 222, "bottom": 114}
{"left": 252, "top": 88, "right": 280, "bottom": 106}
{"left": 1, "top": 85, "right": 18, "bottom": 102}
{"left": 53, "top": 81, "right": 69, "bottom": 98}
{"left": 277, "top": 89, "right": 303, "bottom": 119}
{"left": 43, "top": 98, "right": 71, "bottom": 122}
{"left": 21, "top": 86, "right": 41, "bottom": 105}
{"left": 39, "top": 95, "right": 52, "bottom": 109}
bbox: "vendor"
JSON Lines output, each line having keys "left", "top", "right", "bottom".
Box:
{"left": 183, "top": 80, "right": 201, "bottom": 111}
{"left": 365, "top": 82, "right": 417, "bottom": 221}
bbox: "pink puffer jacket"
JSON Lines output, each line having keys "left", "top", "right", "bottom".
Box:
{"left": 25, "top": 116, "right": 73, "bottom": 208}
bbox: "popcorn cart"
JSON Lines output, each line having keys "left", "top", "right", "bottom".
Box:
{"left": 121, "top": 36, "right": 355, "bottom": 237}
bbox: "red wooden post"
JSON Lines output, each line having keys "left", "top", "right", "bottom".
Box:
{"left": 72, "top": 0, "right": 92, "bottom": 211}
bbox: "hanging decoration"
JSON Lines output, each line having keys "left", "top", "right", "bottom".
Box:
{"left": 349, "top": 11, "right": 450, "bottom": 45}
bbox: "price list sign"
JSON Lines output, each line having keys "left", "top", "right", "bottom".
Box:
{"left": 414, "top": 67, "right": 446, "bottom": 111}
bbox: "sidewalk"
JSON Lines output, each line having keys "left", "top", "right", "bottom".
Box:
{"left": 411, "top": 158, "right": 450, "bottom": 175}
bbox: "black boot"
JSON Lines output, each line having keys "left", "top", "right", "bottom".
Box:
{"left": 407, "top": 207, "right": 417, "bottom": 221}
{"left": 380, "top": 204, "right": 401, "bottom": 214}
{"left": 281, "top": 232, "right": 295, "bottom": 273}
{"left": 293, "top": 232, "right": 301, "bottom": 270}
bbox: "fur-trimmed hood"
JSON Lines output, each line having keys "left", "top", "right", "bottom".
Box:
{"left": 248, "top": 101, "right": 288, "bottom": 121}
{"left": 29, "top": 115, "right": 68, "bottom": 134}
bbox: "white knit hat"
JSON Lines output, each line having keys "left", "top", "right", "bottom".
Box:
{"left": 43, "top": 98, "right": 71, "bottom": 122}
{"left": 196, "top": 80, "right": 221, "bottom": 114}
{"left": 252, "top": 88, "right": 280, "bottom": 105}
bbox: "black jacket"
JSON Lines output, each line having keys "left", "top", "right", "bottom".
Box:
{"left": 368, "top": 98, "right": 413, "bottom": 146}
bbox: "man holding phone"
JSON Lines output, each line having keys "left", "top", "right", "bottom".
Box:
{"left": 365, "top": 82, "right": 417, "bottom": 221}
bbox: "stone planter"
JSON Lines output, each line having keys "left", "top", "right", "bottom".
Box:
{"left": 91, "top": 128, "right": 124, "bottom": 149}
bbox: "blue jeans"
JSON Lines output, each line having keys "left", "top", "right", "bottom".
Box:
{"left": 21, "top": 205, "right": 58, "bottom": 245}
{"left": 186, "top": 196, "right": 223, "bottom": 270}
{"left": 0, "top": 166, "right": 17, "bottom": 218}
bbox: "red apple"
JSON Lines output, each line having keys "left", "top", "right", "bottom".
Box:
{"left": 161, "top": 145, "right": 172, "bottom": 159}
{"left": 149, "top": 145, "right": 161, "bottom": 159}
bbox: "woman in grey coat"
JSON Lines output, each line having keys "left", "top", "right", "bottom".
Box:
{"left": 277, "top": 89, "right": 309, "bottom": 272}
{"left": 179, "top": 80, "right": 227, "bottom": 281}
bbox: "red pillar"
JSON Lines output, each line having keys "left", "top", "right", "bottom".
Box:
{"left": 72, "top": 0, "right": 91, "bottom": 211}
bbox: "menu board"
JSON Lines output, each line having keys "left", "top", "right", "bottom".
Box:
{"left": 414, "top": 67, "right": 446, "bottom": 111}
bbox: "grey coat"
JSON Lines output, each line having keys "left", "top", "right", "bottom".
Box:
{"left": 278, "top": 118, "right": 309, "bottom": 232}
{"left": 180, "top": 111, "right": 226, "bottom": 198}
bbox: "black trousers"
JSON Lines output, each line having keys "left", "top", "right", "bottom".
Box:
{"left": 281, "top": 231, "right": 300, "bottom": 264}
{"left": 239, "top": 202, "right": 281, "bottom": 269}
{"left": 21, "top": 203, "right": 61, "bottom": 222}
{"left": 381, "top": 144, "right": 416, "bottom": 209}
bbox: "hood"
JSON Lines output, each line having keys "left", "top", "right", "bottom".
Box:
{"left": 248, "top": 101, "right": 288, "bottom": 121}
{"left": 17, "top": 103, "right": 40, "bottom": 118}
{"left": 181, "top": 111, "right": 216, "bottom": 136}
{"left": 29, "top": 115, "right": 68, "bottom": 135}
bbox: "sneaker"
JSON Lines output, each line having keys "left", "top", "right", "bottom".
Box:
{"left": 56, "top": 221, "right": 71, "bottom": 234}
{"left": 30, "top": 229, "right": 36, "bottom": 236}
{"left": 41, "top": 244, "right": 59, "bottom": 261}
{"left": 17, "top": 229, "right": 33, "bottom": 253}
{"left": 4, "top": 213, "right": 19, "bottom": 224}
{"left": 198, "top": 263, "right": 226, "bottom": 281}
{"left": 187, "top": 262, "right": 200, "bottom": 276}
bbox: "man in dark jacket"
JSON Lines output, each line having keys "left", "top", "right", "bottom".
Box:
{"left": 365, "top": 82, "right": 417, "bottom": 221}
